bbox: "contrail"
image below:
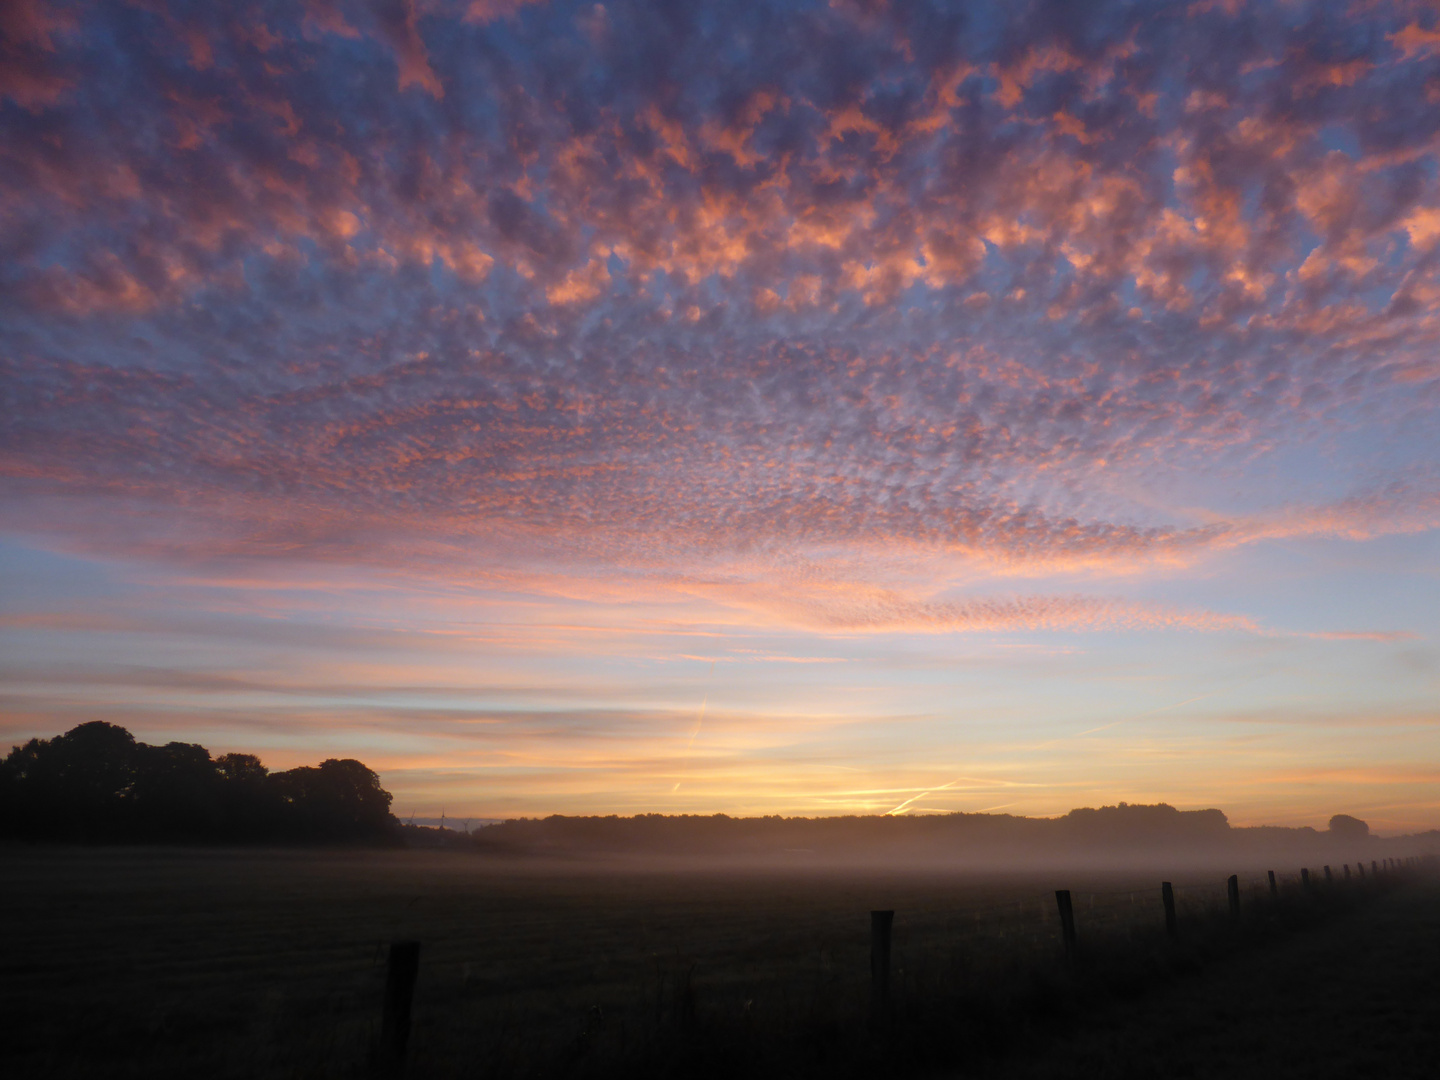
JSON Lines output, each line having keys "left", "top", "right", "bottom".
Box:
{"left": 674, "top": 659, "right": 716, "bottom": 793}
{"left": 687, "top": 688, "right": 710, "bottom": 749}
{"left": 1074, "top": 691, "right": 1221, "bottom": 737}
{"left": 885, "top": 776, "right": 963, "bottom": 816}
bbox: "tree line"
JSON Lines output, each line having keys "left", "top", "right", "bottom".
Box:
{"left": 0, "top": 722, "right": 396, "bottom": 844}
{"left": 467, "top": 803, "right": 1234, "bottom": 857}
{"left": 464, "top": 805, "right": 1394, "bottom": 864}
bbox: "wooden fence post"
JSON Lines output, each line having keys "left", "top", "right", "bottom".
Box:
{"left": 870, "top": 909, "right": 894, "bottom": 1022}
{"left": 1324, "top": 865, "right": 1333, "bottom": 884}
{"left": 1268, "top": 870, "right": 1277, "bottom": 896}
{"left": 1372, "top": 860, "right": 1378, "bottom": 876}
{"left": 379, "top": 941, "right": 420, "bottom": 1078}
{"left": 1344, "top": 864, "right": 1351, "bottom": 880}
{"left": 1055, "top": 890, "right": 1077, "bottom": 961}
{"left": 1301, "top": 868, "right": 1311, "bottom": 890}
{"left": 1161, "top": 881, "right": 1177, "bottom": 939}
{"left": 1357, "top": 862, "right": 1366, "bottom": 880}
{"left": 1227, "top": 875, "right": 1240, "bottom": 923}
{"left": 677, "top": 962, "right": 697, "bottom": 1036}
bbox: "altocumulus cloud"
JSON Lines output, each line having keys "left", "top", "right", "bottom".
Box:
{"left": 2, "top": 0, "right": 1439, "bottom": 632}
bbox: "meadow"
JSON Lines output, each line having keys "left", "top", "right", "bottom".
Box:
{"left": 1, "top": 847, "right": 1431, "bottom": 1079}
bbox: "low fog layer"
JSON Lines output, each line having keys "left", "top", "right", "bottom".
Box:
{"left": 432, "top": 805, "right": 1436, "bottom": 872}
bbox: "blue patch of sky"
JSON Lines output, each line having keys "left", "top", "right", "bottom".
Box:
{"left": 1317, "top": 123, "right": 1362, "bottom": 157}
{"left": 0, "top": 541, "right": 132, "bottom": 610}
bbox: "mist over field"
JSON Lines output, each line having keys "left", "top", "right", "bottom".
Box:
{"left": 407, "top": 803, "right": 1434, "bottom": 877}
{"left": 5, "top": 839, "right": 1437, "bottom": 1079}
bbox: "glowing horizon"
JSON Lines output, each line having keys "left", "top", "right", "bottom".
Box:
{"left": 2, "top": 0, "right": 1438, "bottom": 833}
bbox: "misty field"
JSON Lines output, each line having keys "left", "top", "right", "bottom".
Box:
{"left": 2, "top": 848, "right": 1436, "bottom": 1079}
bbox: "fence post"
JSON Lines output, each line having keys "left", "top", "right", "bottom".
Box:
{"left": 1267, "top": 870, "right": 1277, "bottom": 896}
{"left": 870, "top": 909, "right": 894, "bottom": 1023}
{"left": 1055, "top": 890, "right": 1077, "bottom": 962}
{"left": 1161, "top": 881, "right": 1177, "bottom": 939}
{"left": 1357, "top": 862, "right": 1366, "bottom": 880}
{"left": 1227, "top": 875, "right": 1240, "bottom": 923}
{"left": 1324, "top": 865, "right": 1333, "bottom": 884}
{"left": 1301, "top": 868, "right": 1311, "bottom": 890}
{"left": 1344, "top": 865, "right": 1351, "bottom": 880}
{"left": 677, "top": 962, "right": 697, "bottom": 1036}
{"left": 379, "top": 941, "right": 420, "bottom": 1078}
{"left": 1372, "top": 860, "right": 1378, "bottom": 876}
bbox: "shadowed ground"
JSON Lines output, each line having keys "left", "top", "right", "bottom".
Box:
{"left": 988, "top": 881, "right": 1440, "bottom": 1078}
{"left": 2, "top": 848, "right": 1434, "bottom": 1078}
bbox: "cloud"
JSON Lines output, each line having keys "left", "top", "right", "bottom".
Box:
{"left": 1235, "top": 486, "right": 1440, "bottom": 545}
{"left": 682, "top": 575, "right": 1261, "bottom": 635}
{"left": 0, "top": 0, "right": 74, "bottom": 109}
{"left": 371, "top": 0, "right": 444, "bottom": 98}
{"left": 0, "top": 0, "right": 1437, "bottom": 634}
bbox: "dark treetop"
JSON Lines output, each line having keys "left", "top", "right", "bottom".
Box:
{"left": 0, "top": 722, "right": 395, "bottom": 844}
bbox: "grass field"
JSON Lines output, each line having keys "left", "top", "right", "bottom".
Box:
{"left": 1, "top": 847, "right": 1432, "bottom": 1078}
{"left": 992, "top": 877, "right": 1440, "bottom": 1079}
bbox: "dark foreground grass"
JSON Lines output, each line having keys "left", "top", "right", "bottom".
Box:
{"left": 987, "top": 874, "right": 1440, "bottom": 1079}
{"left": 0, "top": 847, "right": 1432, "bottom": 1079}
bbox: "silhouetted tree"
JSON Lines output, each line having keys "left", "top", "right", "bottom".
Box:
{"left": 130, "top": 741, "right": 222, "bottom": 841}
{"left": 1328, "top": 813, "right": 1370, "bottom": 840}
{"left": 270, "top": 758, "right": 394, "bottom": 841}
{"left": 0, "top": 723, "right": 396, "bottom": 845}
{"left": 216, "top": 753, "right": 267, "bottom": 785}
{"left": 215, "top": 753, "right": 277, "bottom": 841}
{"left": 0, "top": 722, "right": 138, "bottom": 840}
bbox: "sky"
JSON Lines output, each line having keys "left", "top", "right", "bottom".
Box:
{"left": 2, "top": 0, "right": 1439, "bottom": 833}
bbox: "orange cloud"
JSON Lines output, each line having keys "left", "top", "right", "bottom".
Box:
{"left": 1389, "top": 22, "right": 1440, "bottom": 60}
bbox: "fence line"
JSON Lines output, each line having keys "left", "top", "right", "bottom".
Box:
{"left": 363, "top": 855, "right": 1433, "bottom": 1071}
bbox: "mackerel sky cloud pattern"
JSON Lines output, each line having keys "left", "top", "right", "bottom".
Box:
{"left": 1, "top": 0, "right": 1438, "bottom": 826}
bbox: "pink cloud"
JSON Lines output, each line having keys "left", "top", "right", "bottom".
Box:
{"left": 463, "top": 0, "right": 544, "bottom": 24}
{"left": 373, "top": 0, "right": 444, "bottom": 97}
{"left": 0, "top": 0, "right": 73, "bottom": 108}
{"left": 1, "top": 0, "right": 1437, "bottom": 637}
{"left": 710, "top": 587, "right": 1262, "bottom": 635}
{"left": 1389, "top": 22, "right": 1440, "bottom": 61}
